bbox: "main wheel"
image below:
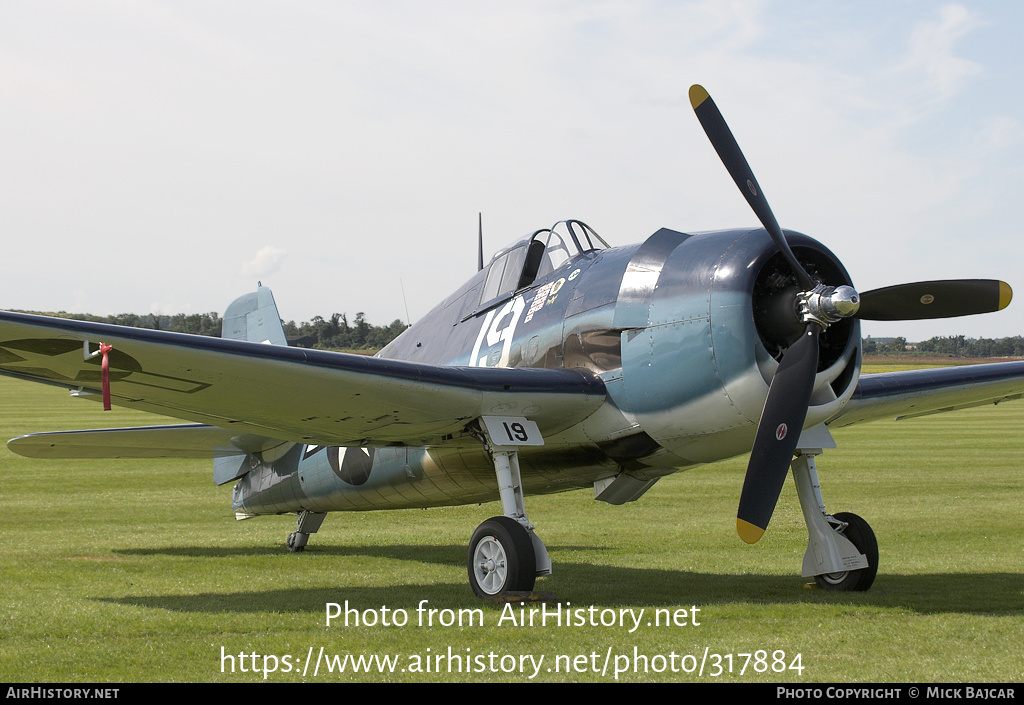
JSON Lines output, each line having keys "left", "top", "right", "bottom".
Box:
{"left": 467, "top": 516, "right": 536, "bottom": 598}
{"left": 814, "top": 512, "right": 878, "bottom": 591}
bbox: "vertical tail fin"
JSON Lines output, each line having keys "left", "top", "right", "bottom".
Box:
{"left": 221, "top": 284, "right": 288, "bottom": 346}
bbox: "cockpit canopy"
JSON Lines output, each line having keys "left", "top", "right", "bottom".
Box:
{"left": 480, "top": 220, "right": 608, "bottom": 306}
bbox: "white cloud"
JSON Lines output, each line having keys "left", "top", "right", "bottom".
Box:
{"left": 241, "top": 246, "right": 287, "bottom": 280}
{"left": 894, "top": 4, "right": 982, "bottom": 106}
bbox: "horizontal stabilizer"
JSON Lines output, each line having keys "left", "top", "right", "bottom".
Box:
{"left": 7, "top": 423, "right": 288, "bottom": 460}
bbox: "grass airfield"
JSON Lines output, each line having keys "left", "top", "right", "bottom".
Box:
{"left": 1, "top": 364, "right": 1022, "bottom": 683}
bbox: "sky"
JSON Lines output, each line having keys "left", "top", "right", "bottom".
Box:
{"left": 2, "top": 1, "right": 1023, "bottom": 342}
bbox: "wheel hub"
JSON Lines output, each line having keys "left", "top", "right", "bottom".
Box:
{"left": 472, "top": 535, "right": 508, "bottom": 595}
{"left": 817, "top": 570, "right": 850, "bottom": 585}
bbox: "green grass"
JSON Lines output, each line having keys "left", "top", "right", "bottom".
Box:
{"left": 1, "top": 371, "right": 1022, "bottom": 683}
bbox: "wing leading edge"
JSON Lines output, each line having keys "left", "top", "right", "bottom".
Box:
{"left": 830, "top": 361, "right": 1024, "bottom": 427}
{"left": 0, "top": 311, "right": 607, "bottom": 449}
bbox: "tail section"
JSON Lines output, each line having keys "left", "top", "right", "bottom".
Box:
{"left": 216, "top": 284, "right": 291, "bottom": 486}
{"left": 222, "top": 284, "right": 288, "bottom": 346}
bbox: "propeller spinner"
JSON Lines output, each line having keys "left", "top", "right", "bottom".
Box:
{"left": 688, "top": 84, "right": 1012, "bottom": 543}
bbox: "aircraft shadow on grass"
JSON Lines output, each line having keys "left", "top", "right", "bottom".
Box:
{"left": 106, "top": 543, "right": 1023, "bottom": 616}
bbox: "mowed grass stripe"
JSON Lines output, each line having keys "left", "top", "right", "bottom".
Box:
{"left": 0, "top": 370, "right": 1021, "bottom": 682}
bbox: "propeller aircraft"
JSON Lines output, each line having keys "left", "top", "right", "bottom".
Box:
{"left": 3, "top": 85, "right": 1023, "bottom": 598}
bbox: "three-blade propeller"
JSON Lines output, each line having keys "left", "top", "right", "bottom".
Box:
{"left": 688, "top": 84, "right": 1013, "bottom": 543}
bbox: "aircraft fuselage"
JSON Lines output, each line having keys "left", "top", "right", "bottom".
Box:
{"left": 233, "top": 225, "right": 861, "bottom": 517}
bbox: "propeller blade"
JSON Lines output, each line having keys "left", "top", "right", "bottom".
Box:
{"left": 689, "top": 84, "right": 814, "bottom": 291}
{"left": 737, "top": 323, "right": 820, "bottom": 543}
{"left": 858, "top": 280, "right": 1012, "bottom": 321}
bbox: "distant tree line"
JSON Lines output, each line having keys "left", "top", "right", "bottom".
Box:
{"left": 282, "top": 313, "right": 409, "bottom": 351}
{"left": 16, "top": 310, "right": 1024, "bottom": 358}
{"left": 864, "top": 335, "right": 1024, "bottom": 357}
{"left": 30, "top": 311, "right": 226, "bottom": 337}
{"left": 20, "top": 310, "right": 409, "bottom": 352}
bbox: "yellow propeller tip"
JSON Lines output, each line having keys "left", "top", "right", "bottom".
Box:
{"left": 689, "top": 84, "right": 710, "bottom": 109}
{"left": 737, "top": 518, "right": 765, "bottom": 544}
{"left": 999, "top": 281, "right": 1012, "bottom": 310}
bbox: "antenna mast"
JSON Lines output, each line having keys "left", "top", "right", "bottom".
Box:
{"left": 478, "top": 212, "right": 484, "bottom": 271}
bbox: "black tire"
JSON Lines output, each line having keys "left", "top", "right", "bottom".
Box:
{"left": 814, "top": 512, "right": 878, "bottom": 591}
{"left": 467, "top": 516, "right": 536, "bottom": 598}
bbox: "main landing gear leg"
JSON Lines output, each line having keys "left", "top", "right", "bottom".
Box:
{"left": 287, "top": 510, "right": 326, "bottom": 553}
{"left": 467, "top": 422, "right": 552, "bottom": 598}
{"left": 792, "top": 426, "right": 878, "bottom": 591}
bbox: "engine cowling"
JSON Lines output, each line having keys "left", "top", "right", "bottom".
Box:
{"left": 617, "top": 227, "right": 860, "bottom": 465}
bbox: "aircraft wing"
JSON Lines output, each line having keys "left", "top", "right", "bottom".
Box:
{"left": 0, "top": 311, "right": 607, "bottom": 449}
{"left": 829, "top": 361, "right": 1024, "bottom": 427}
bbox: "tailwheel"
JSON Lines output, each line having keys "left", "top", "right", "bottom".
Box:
{"left": 287, "top": 531, "right": 308, "bottom": 553}
{"left": 468, "top": 516, "right": 536, "bottom": 598}
{"left": 286, "top": 510, "right": 325, "bottom": 553}
{"left": 813, "top": 512, "right": 878, "bottom": 591}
